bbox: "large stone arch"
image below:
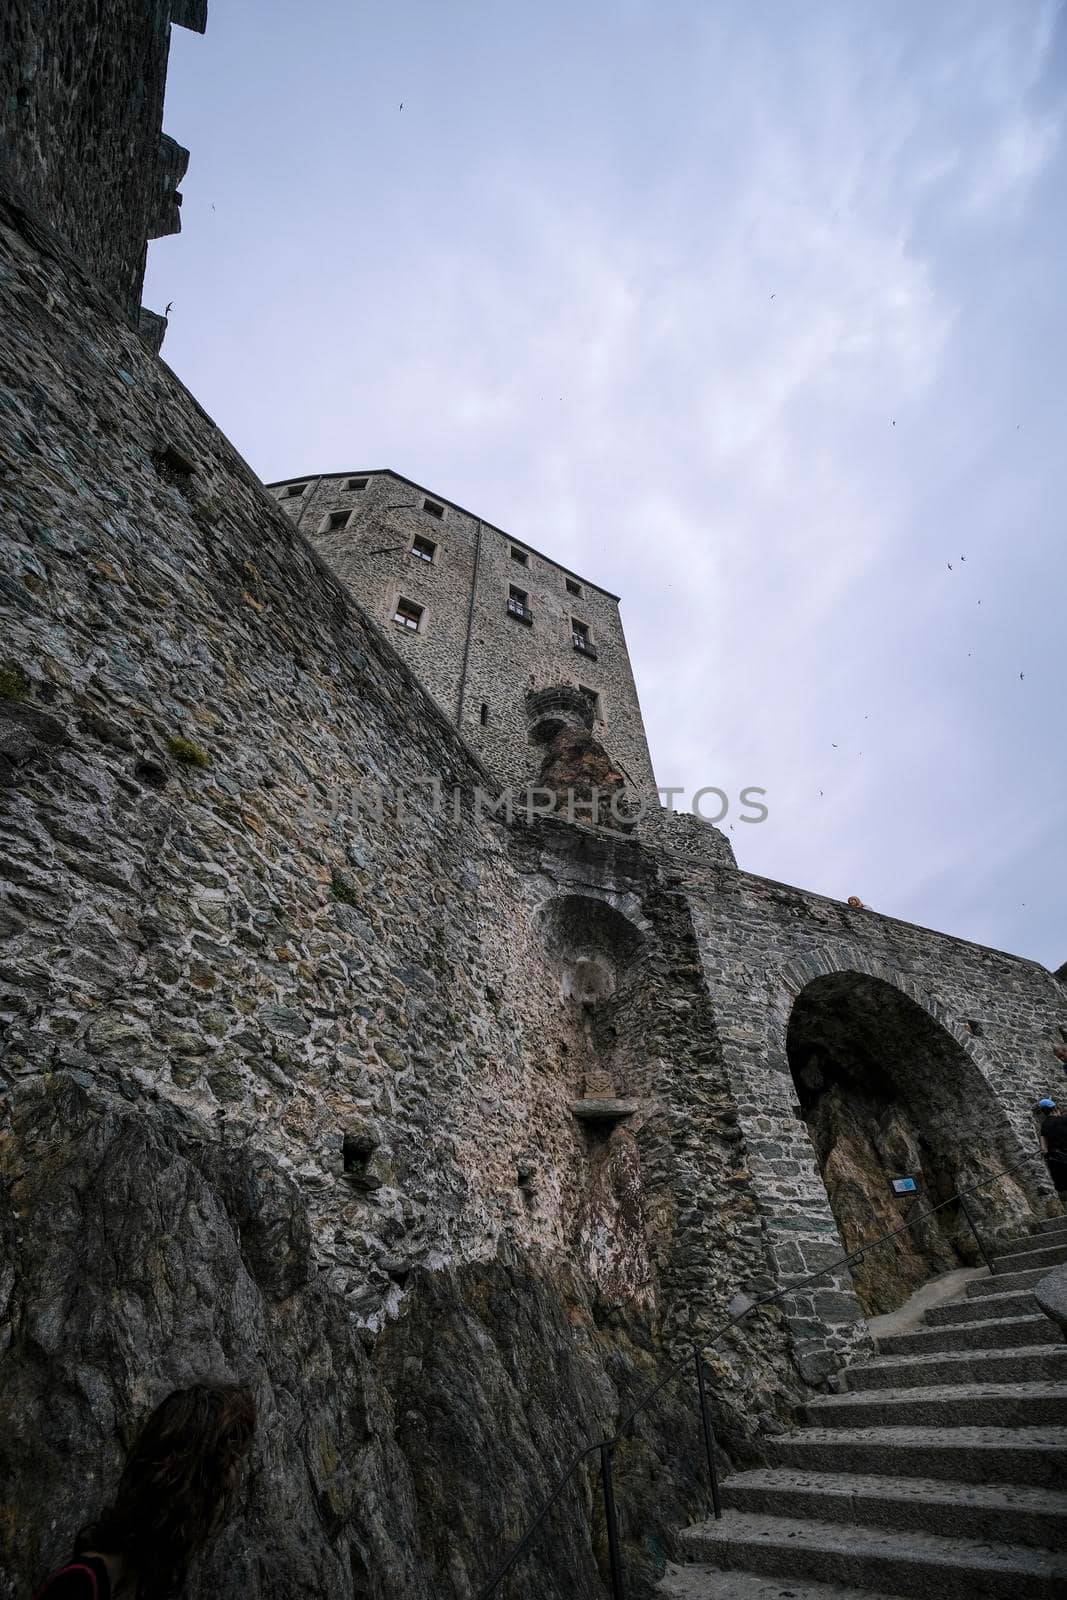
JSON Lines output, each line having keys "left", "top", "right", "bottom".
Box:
{"left": 764, "top": 950, "right": 1045, "bottom": 1318}
{"left": 776, "top": 947, "right": 999, "bottom": 1076}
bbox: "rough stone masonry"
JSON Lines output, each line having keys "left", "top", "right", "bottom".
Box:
{"left": 1, "top": 7, "right": 1066, "bottom": 1600}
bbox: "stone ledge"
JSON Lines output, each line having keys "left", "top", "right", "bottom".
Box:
{"left": 569, "top": 1097, "right": 640, "bottom": 1122}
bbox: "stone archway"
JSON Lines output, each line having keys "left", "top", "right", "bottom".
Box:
{"left": 785, "top": 968, "right": 1035, "bottom": 1314}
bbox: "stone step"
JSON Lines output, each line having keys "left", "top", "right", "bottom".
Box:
{"left": 1020, "top": 1223, "right": 1067, "bottom": 1247}
{"left": 1001, "top": 1222, "right": 1067, "bottom": 1245}
{"left": 719, "top": 1468, "right": 1067, "bottom": 1551}
{"left": 993, "top": 1240, "right": 1067, "bottom": 1275}
{"left": 926, "top": 1288, "right": 1038, "bottom": 1326}
{"left": 658, "top": 1562, "right": 911, "bottom": 1600}
{"left": 804, "top": 1381, "right": 1067, "bottom": 1431}
{"left": 844, "top": 1344, "right": 1067, "bottom": 1392}
{"left": 679, "top": 1512, "right": 1067, "bottom": 1600}
{"left": 877, "top": 1314, "right": 1059, "bottom": 1357}
{"left": 967, "top": 1265, "right": 1048, "bottom": 1296}
{"left": 771, "top": 1425, "right": 1067, "bottom": 1488}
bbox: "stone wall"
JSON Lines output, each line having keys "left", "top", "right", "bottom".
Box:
{"left": 0, "top": 0, "right": 203, "bottom": 327}
{"left": 0, "top": 190, "right": 805, "bottom": 1599}
{"left": 271, "top": 471, "right": 659, "bottom": 798}
{"left": 681, "top": 860, "right": 1065, "bottom": 1373}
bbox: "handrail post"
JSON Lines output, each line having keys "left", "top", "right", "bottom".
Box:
{"left": 694, "top": 1353, "right": 723, "bottom": 1519}
{"left": 600, "top": 1442, "right": 625, "bottom": 1600}
{"left": 958, "top": 1192, "right": 994, "bottom": 1273}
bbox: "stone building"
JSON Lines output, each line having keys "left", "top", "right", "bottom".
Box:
{"left": 268, "top": 469, "right": 657, "bottom": 797}
{"left": 0, "top": 0, "right": 206, "bottom": 350}
{"left": 1, "top": 7, "right": 1066, "bottom": 1600}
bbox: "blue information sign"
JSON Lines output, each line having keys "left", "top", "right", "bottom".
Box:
{"left": 890, "top": 1175, "right": 919, "bottom": 1195}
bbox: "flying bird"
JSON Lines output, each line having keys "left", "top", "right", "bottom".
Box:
{"left": 947, "top": 562, "right": 952, "bottom": 570}
{"left": 960, "top": 555, "right": 966, "bottom": 561}
{"left": 832, "top": 743, "right": 838, "bottom": 748}
{"left": 164, "top": 301, "right": 173, "bottom": 315}
{"left": 1020, "top": 672, "right": 1025, "bottom": 681}
{"left": 400, "top": 102, "right": 404, "bottom": 110}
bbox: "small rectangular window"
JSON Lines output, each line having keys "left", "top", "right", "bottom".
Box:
{"left": 394, "top": 597, "right": 423, "bottom": 632}
{"left": 480, "top": 703, "right": 489, "bottom": 726}
{"left": 325, "top": 509, "right": 350, "bottom": 531}
{"left": 285, "top": 483, "right": 307, "bottom": 498}
{"left": 510, "top": 547, "right": 528, "bottom": 565}
{"left": 579, "top": 685, "right": 599, "bottom": 717}
{"left": 507, "top": 585, "right": 532, "bottom": 623}
{"left": 347, "top": 477, "right": 369, "bottom": 491}
{"left": 411, "top": 535, "right": 436, "bottom": 563}
{"left": 423, "top": 497, "right": 445, "bottom": 519}
{"left": 566, "top": 578, "right": 581, "bottom": 596}
{"left": 572, "top": 619, "right": 597, "bottom": 658}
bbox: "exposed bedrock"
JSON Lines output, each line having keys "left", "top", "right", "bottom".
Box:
{"left": 0, "top": 1072, "right": 783, "bottom": 1600}
{"left": 534, "top": 725, "right": 632, "bottom": 829}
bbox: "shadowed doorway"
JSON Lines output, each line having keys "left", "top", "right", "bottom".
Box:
{"left": 786, "top": 972, "right": 1032, "bottom": 1314}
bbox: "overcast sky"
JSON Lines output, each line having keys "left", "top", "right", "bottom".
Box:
{"left": 146, "top": 1, "right": 1066, "bottom": 971}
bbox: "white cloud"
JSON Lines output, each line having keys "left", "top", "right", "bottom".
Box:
{"left": 960, "top": 109, "right": 1061, "bottom": 215}
{"left": 147, "top": 0, "right": 1067, "bottom": 963}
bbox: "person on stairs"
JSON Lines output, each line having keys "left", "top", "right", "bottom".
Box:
{"left": 1038, "top": 1097, "right": 1067, "bottom": 1197}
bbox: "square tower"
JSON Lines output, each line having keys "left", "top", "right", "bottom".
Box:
{"left": 269, "top": 469, "right": 657, "bottom": 796}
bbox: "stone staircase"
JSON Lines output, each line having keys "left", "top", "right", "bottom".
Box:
{"left": 660, "top": 1215, "right": 1067, "bottom": 1600}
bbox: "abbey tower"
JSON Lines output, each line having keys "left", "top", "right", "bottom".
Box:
{"left": 270, "top": 468, "right": 657, "bottom": 797}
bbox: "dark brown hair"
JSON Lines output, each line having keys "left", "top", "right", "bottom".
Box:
{"left": 77, "top": 1383, "right": 256, "bottom": 1597}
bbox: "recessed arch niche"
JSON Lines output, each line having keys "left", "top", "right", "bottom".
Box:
{"left": 537, "top": 893, "right": 645, "bottom": 1098}
{"left": 536, "top": 891, "right": 655, "bottom": 1309}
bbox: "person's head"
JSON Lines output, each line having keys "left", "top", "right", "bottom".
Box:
{"left": 79, "top": 1383, "right": 256, "bottom": 1596}
{"left": 1054, "top": 1044, "right": 1067, "bottom": 1066}
{"left": 1038, "top": 1097, "right": 1057, "bottom": 1115}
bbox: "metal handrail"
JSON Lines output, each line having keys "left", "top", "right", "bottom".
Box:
{"left": 475, "top": 1152, "right": 1046, "bottom": 1600}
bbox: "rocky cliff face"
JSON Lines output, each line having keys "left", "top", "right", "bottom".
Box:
{"left": 535, "top": 726, "right": 630, "bottom": 829}
{"left": 0, "top": 1071, "right": 749, "bottom": 1600}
